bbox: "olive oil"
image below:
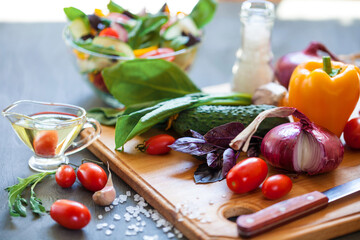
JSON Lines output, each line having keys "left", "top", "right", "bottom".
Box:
{"left": 11, "top": 113, "right": 83, "bottom": 157}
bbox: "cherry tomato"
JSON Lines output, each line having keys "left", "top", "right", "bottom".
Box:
{"left": 226, "top": 157, "right": 268, "bottom": 194}
{"left": 139, "top": 48, "right": 175, "bottom": 62}
{"left": 343, "top": 117, "right": 360, "bottom": 149}
{"left": 33, "top": 130, "right": 58, "bottom": 157}
{"left": 77, "top": 162, "right": 107, "bottom": 192}
{"left": 99, "top": 27, "right": 119, "bottom": 38}
{"left": 262, "top": 174, "right": 292, "bottom": 200}
{"left": 50, "top": 199, "right": 91, "bottom": 229}
{"left": 144, "top": 134, "right": 176, "bottom": 155}
{"left": 55, "top": 165, "right": 76, "bottom": 188}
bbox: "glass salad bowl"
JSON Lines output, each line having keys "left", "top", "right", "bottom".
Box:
{"left": 62, "top": 6, "right": 202, "bottom": 108}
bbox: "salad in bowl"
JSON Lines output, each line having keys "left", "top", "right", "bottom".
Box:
{"left": 63, "top": 0, "right": 216, "bottom": 107}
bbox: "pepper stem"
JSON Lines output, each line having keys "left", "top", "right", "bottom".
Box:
{"left": 323, "top": 56, "right": 332, "bottom": 75}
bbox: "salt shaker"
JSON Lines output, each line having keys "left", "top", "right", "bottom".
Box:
{"left": 232, "top": 0, "right": 275, "bottom": 94}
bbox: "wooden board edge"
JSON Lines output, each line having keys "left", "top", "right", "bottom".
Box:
{"left": 87, "top": 139, "right": 213, "bottom": 240}
{"left": 279, "top": 213, "right": 360, "bottom": 240}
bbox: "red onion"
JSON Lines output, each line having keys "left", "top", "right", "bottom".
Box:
{"left": 230, "top": 107, "right": 344, "bottom": 175}
{"left": 275, "top": 41, "right": 339, "bottom": 88}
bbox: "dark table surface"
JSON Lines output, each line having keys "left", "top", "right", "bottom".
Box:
{"left": 1, "top": 2, "right": 360, "bottom": 240}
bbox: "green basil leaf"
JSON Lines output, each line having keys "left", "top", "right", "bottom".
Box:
{"left": 107, "top": 0, "right": 125, "bottom": 13}
{"left": 189, "top": 0, "right": 217, "bottom": 29}
{"left": 103, "top": 59, "right": 201, "bottom": 106}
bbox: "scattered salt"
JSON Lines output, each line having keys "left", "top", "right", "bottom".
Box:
{"left": 143, "top": 235, "right": 159, "bottom": 240}
{"left": 126, "top": 190, "right": 131, "bottom": 196}
{"left": 104, "top": 206, "right": 111, "bottom": 212}
{"left": 109, "top": 205, "right": 114, "bottom": 209}
{"left": 113, "top": 214, "right": 121, "bottom": 220}
{"left": 97, "top": 214, "right": 103, "bottom": 220}
{"left": 109, "top": 224, "right": 115, "bottom": 230}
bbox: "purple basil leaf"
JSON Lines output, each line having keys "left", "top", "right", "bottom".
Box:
{"left": 169, "top": 137, "right": 217, "bottom": 156}
{"left": 247, "top": 136, "right": 262, "bottom": 157}
{"left": 221, "top": 148, "right": 237, "bottom": 177}
{"left": 204, "top": 122, "right": 244, "bottom": 148}
{"left": 194, "top": 163, "right": 224, "bottom": 183}
{"left": 188, "top": 129, "right": 205, "bottom": 139}
{"left": 207, "top": 151, "right": 220, "bottom": 168}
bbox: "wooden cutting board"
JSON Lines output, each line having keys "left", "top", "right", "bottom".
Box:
{"left": 86, "top": 85, "right": 360, "bottom": 239}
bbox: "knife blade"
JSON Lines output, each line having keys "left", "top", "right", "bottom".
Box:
{"left": 237, "top": 178, "right": 360, "bottom": 237}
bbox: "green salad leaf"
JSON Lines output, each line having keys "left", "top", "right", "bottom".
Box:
{"left": 74, "top": 39, "right": 128, "bottom": 56}
{"left": 127, "top": 14, "right": 168, "bottom": 49}
{"left": 190, "top": 0, "right": 218, "bottom": 28}
{"left": 107, "top": 0, "right": 125, "bottom": 13}
{"left": 88, "top": 107, "right": 125, "bottom": 125}
{"left": 64, "top": 7, "right": 87, "bottom": 20}
{"left": 102, "top": 59, "right": 201, "bottom": 106}
{"left": 115, "top": 92, "right": 252, "bottom": 149}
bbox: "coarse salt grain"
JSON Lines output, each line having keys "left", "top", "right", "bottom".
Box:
{"left": 104, "top": 206, "right": 111, "bottom": 212}
{"left": 105, "top": 229, "right": 112, "bottom": 236}
{"left": 177, "top": 233, "right": 183, "bottom": 238}
{"left": 96, "top": 223, "right": 103, "bottom": 230}
{"left": 143, "top": 235, "right": 159, "bottom": 240}
{"left": 113, "top": 214, "right": 121, "bottom": 220}
{"left": 167, "top": 232, "right": 175, "bottom": 238}
{"left": 98, "top": 214, "right": 103, "bottom": 220}
{"left": 109, "top": 224, "right": 115, "bottom": 230}
{"left": 110, "top": 205, "right": 114, "bottom": 209}
{"left": 126, "top": 191, "right": 131, "bottom": 196}
{"left": 102, "top": 223, "right": 108, "bottom": 227}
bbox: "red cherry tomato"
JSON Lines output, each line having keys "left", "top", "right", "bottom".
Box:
{"left": 144, "top": 134, "right": 176, "bottom": 155}
{"left": 344, "top": 117, "right": 360, "bottom": 149}
{"left": 55, "top": 165, "right": 76, "bottom": 188}
{"left": 50, "top": 199, "right": 91, "bottom": 229}
{"left": 33, "top": 130, "right": 58, "bottom": 157}
{"left": 262, "top": 174, "right": 292, "bottom": 200}
{"left": 226, "top": 157, "right": 268, "bottom": 194}
{"left": 99, "top": 27, "right": 119, "bottom": 38}
{"left": 77, "top": 163, "right": 107, "bottom": 192}
{"left": 139, "top": 48, "right": 175, "bottom": 62}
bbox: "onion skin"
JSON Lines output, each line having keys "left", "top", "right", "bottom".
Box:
{"left": 261, "top": 122, "right": 344, "bottom": 175}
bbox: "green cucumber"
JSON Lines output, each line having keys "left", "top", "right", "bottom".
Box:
{"left": 92, "top": 36, "right": 135, "bottom": 58}
{"left": 69, "top": 18, "right": 91, "bottom": 40}
{"left": 163, "top": 16, "right": 200, "bottom": 40}
{"left": 172, "top": 104, "right": 289, "bottom": 137}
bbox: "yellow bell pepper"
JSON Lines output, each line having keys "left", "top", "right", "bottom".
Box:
{"left": 288, "top": 57, "right": 360, "bottom": 137}
{"left": 133, "top": 46, "right": 158, "bottom": 58}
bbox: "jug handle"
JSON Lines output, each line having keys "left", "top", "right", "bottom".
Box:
{"left": 64, "top": 118, "right": 101, "bottom": 156}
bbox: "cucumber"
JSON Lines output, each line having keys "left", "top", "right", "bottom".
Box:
{"left": 163, "top": 16, "right": 200, "bottom": 40}
{"left": 69, "top": 18, "right": 91, "bottom": 40}
{"left": 92, "top": 36, "right": 135, "bottom": 58}
{"left": 172, "top": 105, "right": 289, "bottom": 137}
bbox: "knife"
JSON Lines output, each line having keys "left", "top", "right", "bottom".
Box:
{"left": 237, "top": 178, "right": 360, "bottom": 237}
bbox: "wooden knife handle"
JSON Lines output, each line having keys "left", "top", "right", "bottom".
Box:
{"left": 237, "top": 191, "right": 329, "bottom": 237}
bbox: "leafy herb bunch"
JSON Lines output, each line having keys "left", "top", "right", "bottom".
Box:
{"left": 169, "top": 122, "right": 262, "bottom": 183}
